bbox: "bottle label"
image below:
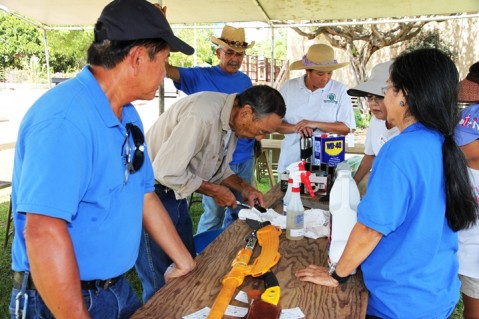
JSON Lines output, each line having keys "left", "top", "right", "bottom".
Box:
{"left": 290, "top": 228, "right": 305, "bottom": 237}
{"left": 313, "top": 136, "right": 321, "bottom": 165}
{"left": 295, "top": 214, "right": 304, "bottom": 224}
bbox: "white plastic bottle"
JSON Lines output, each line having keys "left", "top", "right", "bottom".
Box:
{"left": 283, "top": 161, "right": 305, "bottom": 216}
{"left": 282, "top": 177, "right": 293, "bottom": 216}
{"left": 286, "top": 175, "right": 305, "bottom": 240}
{"left": 328, "top": 162, "right": 360, "bottom": 272}
{"left": 286, "top": 167, "right": 315, "bottom": 240}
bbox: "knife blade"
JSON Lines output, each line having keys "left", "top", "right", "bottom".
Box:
{"left": 236, "top": 201, "right": 267, "bottom": 213}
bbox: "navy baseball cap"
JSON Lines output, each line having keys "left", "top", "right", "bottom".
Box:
{"left": 455, "top": 104, "right": 479, "bottom": 146}
{"left": 95, "top": 0, "right": 194, "bottom": 55}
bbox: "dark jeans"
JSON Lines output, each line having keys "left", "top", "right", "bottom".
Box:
{"left": 135, "top": 184, "right": 196, "bottom": 303}
{"left": 197, "top": 156, "right": 255, "bottom": 234}
{"left": 9, "top": 275, "right": 140, "bottom": 319}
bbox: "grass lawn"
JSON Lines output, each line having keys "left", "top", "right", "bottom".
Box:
{"left": 0, "top": 177, "right": 465, "bottom": 317}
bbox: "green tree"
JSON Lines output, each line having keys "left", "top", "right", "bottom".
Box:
{"left": 403, "top": 29, "right": 457, "bottom": 61}
{"left": 169, "top": 26, "right": 217, "bottom": 67}
{"left": 47, "top": 29, "right": 93, "bottom": 73}
{"left": 248, "top": 28, "right": 287, "bottom": 61}
{"left": 0, "top": 12, "right": 43, "bottom": 70}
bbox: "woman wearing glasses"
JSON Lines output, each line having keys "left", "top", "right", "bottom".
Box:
{"left": 296, "top": 49, "right": 478, "bottom": 318}
{"left": 347, "top": 61, "right": 399, "bottom": 195}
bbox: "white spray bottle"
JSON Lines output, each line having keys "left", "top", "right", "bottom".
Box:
{"left": 283, "top": 161, "right": 306, "bottom": 216}
{"left": 328, "top": 162, "right": 360, "bottom": 272}
{"left": 282, "top": 177, "right": 293, "bottom": 216}
{"left": 286, "top": 162, "right": 315, "bottom": 240}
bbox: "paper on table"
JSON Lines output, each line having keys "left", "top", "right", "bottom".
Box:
{"left": 238, "top": 208, "right": 330, "bottom": 239}
{"left": 280, "top": 307, "right": 305, "bottom": 319}
{"left": 225, "top": 305, "right": 249, "bottom": 317}
{"left": 183, "top": 305, "right": 249, "bottom": 318}
{"left": 183, "top": 307, "right": 210, "bottom": 319}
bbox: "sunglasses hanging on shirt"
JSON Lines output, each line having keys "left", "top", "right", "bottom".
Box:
{"left": 122, "top": 123, "right": 145, "bottom": 184}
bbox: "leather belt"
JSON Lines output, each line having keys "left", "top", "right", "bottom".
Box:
{"left": 155, "top": 182, "right": 173, "bottom": 193}
{"left": 13, "top": 271, "right": 122, "bottom": 290}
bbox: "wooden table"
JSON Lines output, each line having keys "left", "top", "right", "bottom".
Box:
{"left": 132, "top": 183, "right": 368, "bottom": 318}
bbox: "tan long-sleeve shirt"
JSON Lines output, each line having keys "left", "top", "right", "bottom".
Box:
{"left": 146, "top": 92, "right": 237, "bottom": 199}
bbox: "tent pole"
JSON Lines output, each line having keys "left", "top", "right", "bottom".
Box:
{"left": 42, "top": 29, "right": 52, "bottom": 88}
{"left": 270, "top": 25, "right": 274, "bottom": 87}
{"left": 157, "top": 0, "right": 165, "bottom": 115}
{"left": 194, "top": 23, "right": 198, "bottom": 66}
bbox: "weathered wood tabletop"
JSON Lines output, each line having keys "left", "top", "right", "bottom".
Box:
{"left": 132, "top": 183, "right": 368, "bottom": 319}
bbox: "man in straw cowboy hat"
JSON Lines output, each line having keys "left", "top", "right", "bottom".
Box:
{"left": 165, "top": 25, "right": 258, "bottom": 234}
{"left": 276, "top": 44, "right": 356, "bottom": 174}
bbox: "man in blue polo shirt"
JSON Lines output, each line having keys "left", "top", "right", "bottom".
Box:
{"left": 165, "top": 25, "right": 256, "bottom": 233}
{"left": 9, "top": 1, "right": 195, "bottom": 318}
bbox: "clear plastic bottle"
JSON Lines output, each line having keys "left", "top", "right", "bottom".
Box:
{"left": 286, "top": 167, "right": 315, "bottom": 240}
{"left": 282, "top": 177, "right": 293, "bottom": 216}
{"left": 328, "top": 162, "right": 360, "bottom": 272}
{"left": 286, "top": 178, "right": 304, "bottom": 240}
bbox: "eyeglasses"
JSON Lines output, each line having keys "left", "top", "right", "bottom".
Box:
{"left": 122, "top": 123, "right": 145, "bottom": 184}
{"left": 221, "top": 49, "right": 245, "bottom": 58}
{"left": 381, "top": 85, "right": 394, "bottom": 96}
{"left": 366, "top": 95, "right": 384, "bottom": 103}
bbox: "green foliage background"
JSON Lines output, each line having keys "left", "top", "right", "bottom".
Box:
{"left": 169, "top": 26, "right": 287, "bottom": 68}
{"left": 0, "top": 12, "right": 92, "bottom": 76}
{"left": 1, "top": 15, "right": 287, "bottom": 82}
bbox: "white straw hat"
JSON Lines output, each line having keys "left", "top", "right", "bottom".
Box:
{"left": 347, "top": 60, "right": 393, "bottom": 97}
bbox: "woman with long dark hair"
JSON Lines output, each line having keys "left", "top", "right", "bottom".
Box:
{"left": 296, "top": 48, "right": 478, "bottom": 318}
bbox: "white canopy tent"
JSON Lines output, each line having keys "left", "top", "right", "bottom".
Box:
{"left": 2, "top": 0, "right": 477, "bottom": 111}
{"left": 1, "top": 0, "right": 479, "bottom": 26}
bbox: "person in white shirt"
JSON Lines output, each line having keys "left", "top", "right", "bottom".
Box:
{"left": 347, "top": 61, "right": 399, "bottom": 195}
{"left": 454, "top": 63, "right": 479, "bottom": 319}
{"left": 276, "top": 44, "right": 356, "bottom": 174}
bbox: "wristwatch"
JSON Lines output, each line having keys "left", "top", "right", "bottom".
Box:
{"left": 329, "top": 264, "right": 350, "bottom": 284}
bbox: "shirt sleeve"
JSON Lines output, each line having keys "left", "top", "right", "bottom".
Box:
{"left": 16, "top": 119, "right": 90, "bottom": 222}
{"left": 357, "top": 146, "right": 409, "bottom": 235}
{"left": 177, "top": 67, "right": 205, "bottom": 95}
{"left": 152, "top": 114, "right": 209, "bottom": 198}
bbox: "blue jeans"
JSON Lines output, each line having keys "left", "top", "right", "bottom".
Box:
{"left": 9, "top": 275, "right": 140, "bottom": 319}
{"left": 197, "top": 156, "right": 255, "bottom": 234}
{"left": 135, "top": 185, "right": 196, "bottom": 303}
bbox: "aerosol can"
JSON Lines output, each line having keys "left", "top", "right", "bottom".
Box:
{"left": 328, "top": 162, "right": 360, "bottom": 272}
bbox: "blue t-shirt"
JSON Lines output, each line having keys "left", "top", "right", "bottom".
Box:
{"left": 176, "top": 65, "right": 254, "bottom": 164}
{"left": 11, "top": 66, "right": 155, "bottom": 280}
{"left": 358, "top": 122, "right": 459, "bottom": 318}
